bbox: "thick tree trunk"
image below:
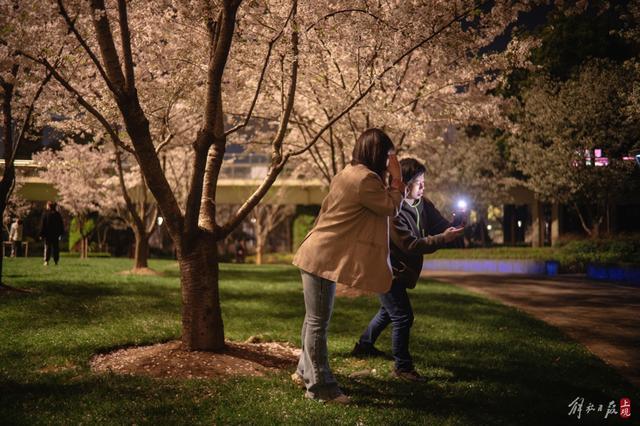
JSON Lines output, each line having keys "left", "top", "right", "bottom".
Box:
{"left": 178, "top": 237, "right": 224, "bottom": 351}
{"left": 0, "top": 204, "right": 5, "bottom": 286}
{"left": 133, "top": 230, "right": 149, "bottom": 269}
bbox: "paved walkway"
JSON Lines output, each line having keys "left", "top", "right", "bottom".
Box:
{"left": 424, "top": 271, "right": 640, "bottom": 388}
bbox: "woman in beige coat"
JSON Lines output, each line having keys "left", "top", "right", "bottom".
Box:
{"left": 292, "top": 128, "right": 405, "bottom": 404}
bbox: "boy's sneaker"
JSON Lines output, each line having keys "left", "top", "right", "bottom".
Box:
{"left": 393, "top": 368, "right": 427, "bottom": 382}
{"left": 350, "top": 342, "right": 387, "bottom": 358}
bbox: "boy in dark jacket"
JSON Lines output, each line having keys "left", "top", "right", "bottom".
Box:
{"left": 351, "top": 158, "right": 464, "bottom": 381}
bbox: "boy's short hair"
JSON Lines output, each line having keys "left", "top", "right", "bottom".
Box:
{"left": 399, "top": 158, "right": 426, "bottom": 183}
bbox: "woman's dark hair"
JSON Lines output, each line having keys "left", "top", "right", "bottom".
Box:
{"left": 351, "top": 128, "right": 395, "bottom": 178}
{"left": 399, "top": 158, "right": 426, "bottom": 184}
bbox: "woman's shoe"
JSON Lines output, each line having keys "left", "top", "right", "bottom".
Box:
{"left": 291, "top": 372, "right": 305, "bottom": 389}
{"left": 304, "top": 391, "right": 351, "bottom": 405}
{"left": 325, "top": 393, "right": 351, "bottom": 405}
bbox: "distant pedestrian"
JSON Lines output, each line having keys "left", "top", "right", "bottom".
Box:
{"left": 40, "top": 201, "right": 64, "bottom": 266}
{"left": 235, "top": 239, "right": 246, "bottom": 264}
{"left": 9, "top": 218, "right": 23, "bottom": 257}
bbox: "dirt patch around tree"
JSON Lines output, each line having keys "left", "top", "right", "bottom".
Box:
{"left": 90, "top": 340, "right": 301, "bottom": 379}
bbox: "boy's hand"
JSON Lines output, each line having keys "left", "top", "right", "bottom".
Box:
{"left": 443, "top": 226, "right": 465, "bottom": 243}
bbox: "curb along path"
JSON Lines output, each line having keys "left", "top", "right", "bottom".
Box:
{"left": 424, "top": 271, "right": 640, "bottom": 389}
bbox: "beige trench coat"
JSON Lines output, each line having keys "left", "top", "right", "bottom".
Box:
{"left": 293, "top": 164, "right": 403, "bottom": 293}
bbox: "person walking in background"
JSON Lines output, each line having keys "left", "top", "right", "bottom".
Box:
{"left": 292, "top": 128, "right": 406, "bottom": 404}
{"left": 9, "top": 218, "right": 24, "bottom": 257}
{"left": 40, "top": 201, "right": 64, "bottom": 266}
{"left": 351, "top": 158, "right": 464, "bottom": 381}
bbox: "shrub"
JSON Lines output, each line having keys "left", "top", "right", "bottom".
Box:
{"left": 68, "top": 217, "right": 95, "bottom": 252}
{"left": 557, "top": 235, "right": 640, "bottom": 270}
{"left": 293, "top": 213, "right": 315, "bottom": 249}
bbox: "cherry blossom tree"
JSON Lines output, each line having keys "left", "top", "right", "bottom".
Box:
{"left": 281, "top": 4, "right": 534, "bottom": 184}
{"left": 3, "top": 181, "right": 32, "bottom": 232}
{"left": 108, "top": 150, "right": 160, "bottom": 268}
{"left": 0, "top": 0, "right": 62, "bottom": 286}
{"left": 12, "top": 0, "right": 531, "bottom": 350}
{"left": 33, "top": 142, "right": 115, "bottom": 257}
{"left": 248, "top": 188, "right": 295, "bottom": 265}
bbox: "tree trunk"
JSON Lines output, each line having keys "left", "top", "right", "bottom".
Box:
{"left": 255, "top": 235, "right": 264, "bottom": 265}
{"left": 0, "top": 204, "right": 5, "bottom": 286}
{"left": 80, "top": 237, "right": 89, "bottom": 259}
{"left": 573, "top": 203, "right": 593, "bottom": 237}
{"left": 178, "top": 237, "right": 224, "bottom": 351}
{"left": 133, "top": 230, "right": 149, "bottom": 269}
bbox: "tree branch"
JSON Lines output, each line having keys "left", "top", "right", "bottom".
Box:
{"left": 114, "top": 146, "right": 145, "bottom": 235}
{"left": 269, "top": 0, "right": 298, "bottom": 166}
{"left": 219, "top": 161, "right": 286, "bottom": 239}
{"left": 17, "top": 50, "right": 136, "bottom": 157}
{"left": 155, "top": 133, "right": 174, "bottom": 155}
{"left": 305, "top": 8, "right": 397, "bottom": 32}
{"left": 224, "top": 2, "right": 295, "bottom": 137}
{"left": 203, "top": 5, "right": 238, "bottom": 132}
{"left": 87, "top": 0, "right": 127, "bottom": 94}
{"left": 289, "top": 4, "right": 480, "bottom": 157}
{"left": 57, "top": 0, "right": 122, "bottom": 97}
{"left": 117, "top": 0, "right": 136, "bottom": 95}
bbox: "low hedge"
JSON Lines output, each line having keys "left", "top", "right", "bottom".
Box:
{"left": 554, "top": 235, "right": 640, "bottom": 271}
{"left": 250, "top": 236, "right": 640, "bottom": 272}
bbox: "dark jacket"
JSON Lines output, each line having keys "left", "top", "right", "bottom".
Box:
{"left": 389, "top": 197, "right": 452, "bottom": 289}
{"left": 40, "top": 210, "right": 64, "bottom": 241}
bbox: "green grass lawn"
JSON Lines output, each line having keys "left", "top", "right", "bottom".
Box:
{"left": 1, "top": 258, "right": 636, "bottom": 425}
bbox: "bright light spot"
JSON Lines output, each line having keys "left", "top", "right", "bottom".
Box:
{"left": 157, "top": 217, "right": 164, "bottom": 226}
{"left": 486, "top": 225, "right": 492, "bottom": 231}
{"left": 517, "top": 220, "right": 522, "bottom": 228}
{"left": 594, "top": 148, "right": 602, "bottom": 158}
{"left": 456, "top": 199, "right": 468, "bottom": 211}
{"left": 250, "top": 218, "right": 257, "bottom": 224}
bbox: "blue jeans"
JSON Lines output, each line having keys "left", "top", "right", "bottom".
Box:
{"left": 296, "top": 270, "right": 343, "bottom": 400}
{"left": 358, "top": 281, "right": 414, "bottom": 371}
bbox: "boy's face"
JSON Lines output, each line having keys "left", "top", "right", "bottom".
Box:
{"left": 407, "top": 173, "right": 425, "bottom": 200}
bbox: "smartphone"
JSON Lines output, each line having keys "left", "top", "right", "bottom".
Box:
{"left": 451, "top": 213, "right": 466, "bottom": 228}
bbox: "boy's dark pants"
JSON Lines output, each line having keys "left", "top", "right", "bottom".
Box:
{"left": 44, "top": 238, "right": 60, "bottom": 264}
{"left": 358, "top": 281, "right": 415, "bottom": 371}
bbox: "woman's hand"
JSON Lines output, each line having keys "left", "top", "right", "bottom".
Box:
{"left": 387, "top": 153, "right": 405, "bottom": 193}
{"left": 387, "top": 153, "right": 401, "bottom": 181}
